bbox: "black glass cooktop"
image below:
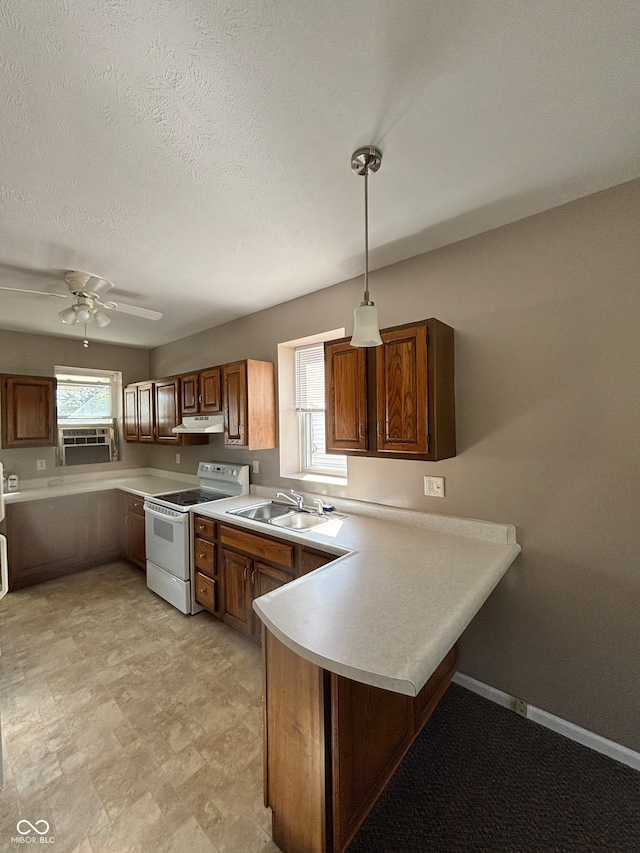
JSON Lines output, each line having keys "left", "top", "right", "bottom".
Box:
{"left": 153, "top": 489, "right": 231, "bottom": 507}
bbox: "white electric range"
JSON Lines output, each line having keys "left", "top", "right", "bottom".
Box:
{"left": 144, "top": 462, "right": 249, "bottom": 614}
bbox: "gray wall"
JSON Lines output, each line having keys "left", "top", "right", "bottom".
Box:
{"left": 0, "top": 329, "right": 150, "bottom": 480}
{"left": 150, "top": 179, "right": 640, "bottom": 751}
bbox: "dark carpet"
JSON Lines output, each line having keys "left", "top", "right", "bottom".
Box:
{"left": 347, "top": 683, "right": 640, "bottom": 853}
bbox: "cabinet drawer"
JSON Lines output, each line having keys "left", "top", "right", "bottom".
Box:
{"left": 194, "top": 537, "right": 215, "bottom": 575}
{"left": 299, "top": 547, "right": 334, "bottom": 574}
{"left": 219, "top": 524, "right": 294, "bottom": 569}
{"left": 127, "top": 494, "right": 145, "bottom": 517}
{"left": 195, "top": 571, "right": 218, "bottom": 613}
{"left": 193, "top": 515, "right": 216, "bottom": 541}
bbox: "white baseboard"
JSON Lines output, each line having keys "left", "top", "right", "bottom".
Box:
{"left": 452, "top": 672, "right": 640, "bottom": 772}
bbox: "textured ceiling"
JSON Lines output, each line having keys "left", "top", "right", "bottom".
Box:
{"left": 0, "top": 1, "right": 639, "bottom": 348}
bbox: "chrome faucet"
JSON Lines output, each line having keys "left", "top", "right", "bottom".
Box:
{"left": 276, "top": 489, "right": 305, "bottom": 509}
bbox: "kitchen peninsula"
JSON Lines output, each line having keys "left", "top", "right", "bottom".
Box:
{"left": 194, "top": 493, "right": 520, "bottom": 853}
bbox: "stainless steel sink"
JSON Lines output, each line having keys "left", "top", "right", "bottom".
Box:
{"left": 230, "top": 501, "right": 293, "bottom": 521}
{"left": 228, "top": 501, "right": 345, "bottom": 531}
{"left": 270, "top": 512, "right": 331, "bottom": 530}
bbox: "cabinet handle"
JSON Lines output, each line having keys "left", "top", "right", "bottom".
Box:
{"left": 243, "top": 566, "right": 248, "bottom": 581}
{"left": 198, "top": 524, "right": 205, "bottom": 531}
{"left": 358, "top": 423, "right": 364, "bottom": 438}
{"left": 376, "top": 422, "right": 381, "bottom": 436}
{"left": 199, "top": 553, "right": 205, "bottom": 559}
{"left": 251, "top": 568, "right": 256, "bottom": 585}
{"left": 199, "top": 588, "right": 206, "bottom": 594}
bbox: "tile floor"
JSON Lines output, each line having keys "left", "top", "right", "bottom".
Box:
{"left": 0, "top": 561, "right": 281, "bottom": 853}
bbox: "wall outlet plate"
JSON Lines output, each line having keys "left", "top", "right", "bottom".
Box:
{"left": 252, "top": 460, "right": 260, "bottom": 474}
{"left": 514, "top": 698, "right": 528, "bottom": 718}
{"left": 36, "top": 459, "right": 46, "bottom": 471}
{"left": 424, "top": 475, "right": 444, "bottom": 497}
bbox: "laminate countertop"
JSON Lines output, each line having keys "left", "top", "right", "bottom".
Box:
{"left": 192, "top": 490, "right": 521, "bottom": 697}
{"left": 2, "top": 468, "right": 199, "bottom": 504}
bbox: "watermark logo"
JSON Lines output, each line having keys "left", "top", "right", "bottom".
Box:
{"left": 11, "top": 819, "right": 55, "bottom": 844}
{"left": 16, "top": 821, "right": 49, "bottom": 835}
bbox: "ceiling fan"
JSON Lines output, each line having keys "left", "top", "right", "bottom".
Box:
{"left": 0, "top": 268, "right": 162, "bottom": 328}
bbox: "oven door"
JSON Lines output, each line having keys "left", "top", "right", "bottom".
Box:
{"left": 144, "top": 504, "right": 190, "bottom": 580}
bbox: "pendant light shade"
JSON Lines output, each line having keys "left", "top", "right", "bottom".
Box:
{"left": 59, "top": 305, "right": 78, "bottom": 325}
{"left": 350, "top": 145, "right": 383, "bottom": 348}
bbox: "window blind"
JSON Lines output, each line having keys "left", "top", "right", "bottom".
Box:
{"left": 295, "top": 343, "right": 326, "bottom": 412}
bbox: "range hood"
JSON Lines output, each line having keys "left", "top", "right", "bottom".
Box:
{"left": 172, "top": 415, "right": 224, "bottom": 434}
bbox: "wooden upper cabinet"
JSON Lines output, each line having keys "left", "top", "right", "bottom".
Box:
{"left": 123, "top": 385, "right": 139, "bottom": 441}
{"left": 223, "top": 359, "right": 276, "bottom": 449}
{"left": 325, "top": 341, "right": 368, "bottom": 452}
{"left": 136, "top": 382, "right": 155, "bottom": 442}
{"left": 375, "top": 325, "right": 428, "bottom": 454}
{"left": 1, "top": 374, "right": 57, "bottom": 448}
{"left": 180, "top": 366, "right": 222, "bottom": 415}
{"left": 324, "top": 319, "right": 456, "bottom": 462}
{"left": 154, "top": 378, "right": 180, "bottom": 443}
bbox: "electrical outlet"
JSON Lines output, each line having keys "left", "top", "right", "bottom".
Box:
{"left": 424, "top": 475, "right": 444, "bottom": 497}
{"left": 252, "top": 460, "right": 260, "bottom": 474}
{"left": 175, "top": 453, "right": 181, "bottom": 464}
{"left": 514, "top": 698, "right": 528, "bottom": 718}
{"left": 36, "top": 459, "right": 46, "bottom": 471}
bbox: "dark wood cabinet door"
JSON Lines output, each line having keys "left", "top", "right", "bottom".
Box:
{"left": 124, "top": 386, "right": 139, "bottom": 441}
{"left": 251, "top": 561, "right": 293, "bottom": 638}
{"left": 154, "top": 378, "right": 180, "bottom": 443}
{"left": 325, "top": 342, "right": 368, "bottom": 452}
{"left": 89, "top": 491, "right": 125, "bottom": 561}
{"left": 137, "top": 382, "right": 154, "bottom": 442}
{"left": 200, "top": 367, "right": 222, "bottom": 413}
{"left": 223, "top": 361, "right": 247, "bottom": 446}
{"left": 1, "top": 374, "right": 57, "bottom": 448}
{"left": 220, "top": 547, "right": 252, "bottom": 636}
{"left": 180, "top": 372, "right": 199, "bottom": 416}
{"left": 126, "top": 512, "right": 146, "bottom": 570}
{"left": 375, "top": 325, "right": 428, "bottom": 454}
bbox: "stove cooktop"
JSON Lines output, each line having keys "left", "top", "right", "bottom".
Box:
{"left": 151, "top": 489, "right": 232, "bottom": 508}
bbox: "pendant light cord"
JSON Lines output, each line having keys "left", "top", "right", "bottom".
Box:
{"left": 363, "top": 168, "right": 370, "bottom": 303}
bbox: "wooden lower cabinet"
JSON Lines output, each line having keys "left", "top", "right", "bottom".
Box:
{"left": 220, "top": 547, "right": 253, "bottom": 636}
{"left": 264, "top": 631, "right": 459, "bottom": 853}
{"left": 125, "top": 494, "right": 146, "bottom": 570}
{"left": 7, "top": 491, "right": 125, "bottom": 589}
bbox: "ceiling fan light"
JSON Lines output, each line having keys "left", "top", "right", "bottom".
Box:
{"left": 59, "top": 306, "right": 78, "bottom": 325}
{"left": 75, "top": 303, "right": 93, "bottom": 322}
{"left": 93, "top": 310, "right": 111, "bottom": 328}
{"left": 351, "top": 301, "right": 382, "bottom": 347}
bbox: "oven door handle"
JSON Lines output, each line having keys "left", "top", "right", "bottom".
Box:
{"left": 144, "top": 505, "right": 188, "bottom": 524}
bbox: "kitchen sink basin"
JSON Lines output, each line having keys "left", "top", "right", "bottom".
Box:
{"left": 269, "top": 512, "right": 331, "bottom": 531}
{"left": 230, "top": 501, "right": 293, "bottom": 521}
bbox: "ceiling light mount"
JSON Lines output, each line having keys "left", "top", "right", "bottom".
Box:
{"left": 350, "top": 145, "right": 383, "bottom": 348}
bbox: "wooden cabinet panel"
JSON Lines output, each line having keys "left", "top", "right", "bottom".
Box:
{"left": 200, "top": 367, "right": 222, "bottom": 413}
{"left": 7, "top": 491, "right": 126, "bottom": 589}
{"left": 220, "top": 524, "right": 294, "bottom": 569}
{"left": 136, "top": 382, "right": 154, "bottom": 442}
{"left": 194, "top": 537, "right": 215, "bottom": 576}
{"left": 375, "top": 325, "right": 428, "bottom": 454}
{"left": 251, "top": 561, "right": 293, "bottom": 638}
{"left": 223, "top": 361, "right": 246, "bottom": 446}
{"left": 300, "top": 548, "right": 335, "bottom": 575}
{"left": 223, "top": 359, "right": 276, "bottom": 449}
{"left": 181, "top": 367, "right": 222, "bottom": 415}
{"left": 325, "top": 343, "right": 368, "bottom": 452}
{"left": 195, "top": 571, "right": 218, "bottom": 612}
{"left": 125, "top": 512, "right": 146, "bottom": 570}
{"left": 124, "top": 386, "right": 138, "bottom": 441}
{"left": 180, "top": 372, "right": 199, "bottom": 416}
{"left": 264, "top": 630, "right": 459, "bottom": 853}
{"left": 154, "top": 378, "right": 180, "bottom": 444}
{"left": 324, "top": 318, "right": 456, "bottom": 462}
{"left": 220, "top": 548, "right": 253, "bottom": 636}
{"left": 1, "top": 374, "right": 57, "bottom": 448}
{"left": 193, "top": 515, "right": 216, "bottom": 541}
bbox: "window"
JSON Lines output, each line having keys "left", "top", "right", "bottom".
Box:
{"left": 295, "top": 343, "right": 347, "bottom": 477}
{"left": 54, "top": 366, "right": 122, "bottom": 466}
{"left": 56, "top": 371, "right": 115, "bottom": 424}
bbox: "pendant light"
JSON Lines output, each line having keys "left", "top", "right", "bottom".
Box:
{"left": 350, "top": 145, "right": 383, "bottom": 347}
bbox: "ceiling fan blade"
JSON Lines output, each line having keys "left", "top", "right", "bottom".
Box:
{"left": 85, "top": 276, "right": 115, "bottom": 297}
{"left": 100, "top": 300, "right": 162, "bottom": 321}
{"left": 0, "top": 285, "right": 70, "bottom": 299}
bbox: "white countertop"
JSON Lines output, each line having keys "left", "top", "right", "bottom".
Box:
{"left": 2, "top": 468, "right": 199, "bottom": 503}
{"left": 192, "top": 491, "right": 521, "bottom": 697}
